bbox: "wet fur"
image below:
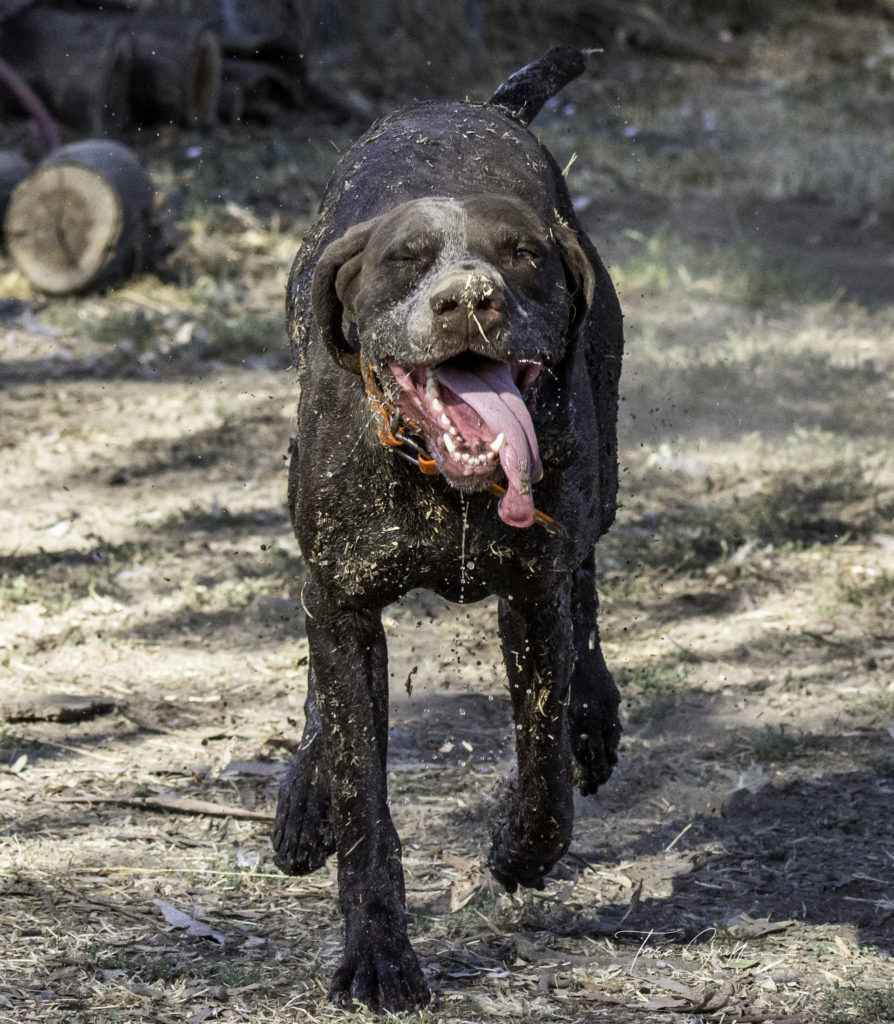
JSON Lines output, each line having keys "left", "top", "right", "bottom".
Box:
{"left": 273, "top": 57, "right": 624, "bottom": 1012}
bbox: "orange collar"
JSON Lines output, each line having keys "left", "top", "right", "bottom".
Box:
{"left": 362, "top": 360, "right": 438, "bottom": 474}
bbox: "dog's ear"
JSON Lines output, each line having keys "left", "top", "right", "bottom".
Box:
{"left": 552, "top": 222, "right": 596, "bottom": 338}
{"left": 311, "top": 218, "right": 379, "bottom": 373}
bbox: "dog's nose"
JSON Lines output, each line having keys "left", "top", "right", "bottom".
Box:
{"left": 430, "top": 273, "right": 504, "bottom": 340}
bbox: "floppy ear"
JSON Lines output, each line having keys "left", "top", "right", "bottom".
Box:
{"left": 552, "top": 222, "right": 596, "bottom": 338}
{"left": 310, "top": 218, "right": 380, "bottom": 373}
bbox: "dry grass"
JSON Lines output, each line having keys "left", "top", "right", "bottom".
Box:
{"left": 3, "top": 10, "right": 894, "bottom": 1023}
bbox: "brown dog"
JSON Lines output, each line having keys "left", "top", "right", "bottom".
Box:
{"left": 273, "top": 48, "right": 624, "bottom": 1010}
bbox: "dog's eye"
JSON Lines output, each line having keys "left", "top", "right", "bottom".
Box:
{"left": 384, "top": 247, "right": 432, "bottom": 266}
{"left": 514, "top": 247, "right": 540, "bottom": 263}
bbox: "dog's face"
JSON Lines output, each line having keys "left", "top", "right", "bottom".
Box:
{"left": 311, "top": 195, "right": 595, "bottom": 528}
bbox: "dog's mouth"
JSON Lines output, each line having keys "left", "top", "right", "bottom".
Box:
{"left": 386, "top": 354, "right": 544, "bottom": 528}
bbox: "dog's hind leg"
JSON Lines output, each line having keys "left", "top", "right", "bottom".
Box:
{"left": 300, "top": 581, "right": 429, "bottom": 1012}
{"left": 569, "top": 550, "right": 621, "bottom": 796}
{"left": 272, "top": 666, "right": 336, "bottom": 875}
{"left": 488, "top": 579, "right": 576, "bottom": 891}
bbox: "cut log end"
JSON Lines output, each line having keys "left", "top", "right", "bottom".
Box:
{"left": 5, "top": 162, "right": 123, "bottom": 293}
{"left": 4, "top": 141, "right": 156, "bottom": 295}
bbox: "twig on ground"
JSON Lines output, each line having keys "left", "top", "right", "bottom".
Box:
{"left": 51, "top": 794, "right": 274, "bottom": 821}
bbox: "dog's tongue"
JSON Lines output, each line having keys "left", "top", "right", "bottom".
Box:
{"left": 435, "top": 363, "right": 543, "bottom": 528}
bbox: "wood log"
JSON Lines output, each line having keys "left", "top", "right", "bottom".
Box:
{"left": 0, "top": 7, "right": 132, "bottom": 133}
{"left": 0, "top": 147, "right": 30, "bottom": 223}
{"left": 127, "top": 17, "right": 221, "bottom": 126}
{"left": 0, "top": 693, "right": 116, "bottom": 723}
{"left": 220, "top": 57, "right": 297, "bottom": 121}
{"left": 4, "top": 140, "right": 158, "bottom": 294}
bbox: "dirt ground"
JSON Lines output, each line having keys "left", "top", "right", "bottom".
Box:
{"left": 2, "top": 14, "right": 894, "bottom": 1024}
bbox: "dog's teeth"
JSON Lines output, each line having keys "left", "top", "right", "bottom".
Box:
{"left": 489, "top": 432, "right": 505, "bottom": 453}
{"left": 449, "top": 426, "right": 458, "bottom": 436}
{"left": 443, "top": 433, "right": 455, "bottom": 454}
{"left": 425, "top": 371, "right": 439, "bottom": 399}
{"left": 440, "top": 414, "right": 451, "bottom": 428}
{"left": 431, "top": 397, "right": 444, "bottom": 414}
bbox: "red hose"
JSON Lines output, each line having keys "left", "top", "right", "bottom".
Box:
{"left": 0, "top": 53, "right": 60, "bottom": 155}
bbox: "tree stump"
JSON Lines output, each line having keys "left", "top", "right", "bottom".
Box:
{"left": 0, "top": 7, "right": 132, "bottom": 133}
{"left": 128, "top": 17, "right": 222, "bottom": 127}
{"left": 4, "top": 140, "right": 158, "bottom": 294}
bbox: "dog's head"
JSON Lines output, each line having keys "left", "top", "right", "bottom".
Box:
{"left": 311, "top": 195, "right": 595, "bottom": 528}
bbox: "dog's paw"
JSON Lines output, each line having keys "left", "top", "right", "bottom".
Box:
{"left": 487, "top": 821, "right": 567, "bottom": 893}
{"left": 569, "top": 657, "right": 621, "bottom": 796}
{"left": 271, "top": 741, "right": 335, "bottom": 875}
{"left": 329, "top": 910, "right": 430, "bottom": 1012}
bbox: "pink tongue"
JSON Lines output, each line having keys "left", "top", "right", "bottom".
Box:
{"left": 435, "top": 363, "right": 543, "bottom": 528}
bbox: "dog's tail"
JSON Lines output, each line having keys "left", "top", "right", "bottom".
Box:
{"left": 487, "top": 46, "right": 590, "bottom": 126}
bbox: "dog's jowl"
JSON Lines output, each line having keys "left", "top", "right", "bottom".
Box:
{"left": 273, "top": 48, "right": 625, "bottom": 1011}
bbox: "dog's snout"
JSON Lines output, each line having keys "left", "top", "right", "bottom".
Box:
{"left": 430, "top": 272, "right": 505, "bottom": 339}
{"left": 431, "top": 290, "right": 503, "bottom": 315}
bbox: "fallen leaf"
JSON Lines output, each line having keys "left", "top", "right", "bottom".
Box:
{"left": 649, "top": 976, "right": 695, "bottom": 999}
{"left": 642, "top": 995, "right": 689, "bottom": 1010}
{"left": 442, "top": 852, "right": 477, "bottom": 872}
{"left": 153, "top": 899, "right": 227, "bottom": 944}
{"left": 723, "top": 914, "right": 795, "bottom": 938}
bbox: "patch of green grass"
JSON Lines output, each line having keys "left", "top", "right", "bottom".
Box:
{"left": 1, "top": 541, "right": 164, "bottom": 616}
{"left": 201, "top": 306, "right": 287, "bottom": 362}
{"left": 615, "top": 665, "right": 689, "bottom": 695}
{"left": 206, "top": 961, "right": 266, "bottom": 988}
{"left": 85, "top": 944, "right": 271, "bottom": 991}
{"left": 0, "top": 726, "right": 25, "bottom": 756}
{"left": 747, "top": 725, "right": 827, "bottom": 764}
{"left": 734, "top": 461, "right": 876, "bottom": 547}
{"left": 615, "top": 665, "right": 709, "bottom": 726}
{"left": 869, "top": 758, "right": 894, "bottom": 780}
{"left": 610, "top": 447, "right": 886, "bottom": 579}
{"left": 82, "top": 307, "right": 166, "bottom": 348}
{"left": 840, "top": 571, "right": 894, "bottom": 610}
{"left": 609, "top": 227, "right": 820, "bottom": 308}
{"left": 0, "top": 574, "right": 43, "bottom": 606}
{"left": 52, "top": 301, "right": 286, "bottom": 365}
{"left": 819, "top": 982, "right": 894, "bottom": 1023}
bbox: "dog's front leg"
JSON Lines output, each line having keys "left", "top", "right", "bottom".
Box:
{"left": 488, "top": 578, "right": 575, "bottom": 891}
{"left": 304, "top": 582, "right": 429, "bottom": 1011}
{"left": 272, "top": 665, "right": 335, "bottom": 875}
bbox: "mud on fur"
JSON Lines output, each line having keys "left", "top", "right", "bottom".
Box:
{"left": 273, "top": 47, "right": 624, "bottom": 1012}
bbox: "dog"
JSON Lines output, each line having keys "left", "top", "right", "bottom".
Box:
{"left": 272, "top": 48, "right": 624, "bottom": 1011}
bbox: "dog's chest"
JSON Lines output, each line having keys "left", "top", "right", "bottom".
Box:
{"left": 302, "top": 474, "right": 567, "bottom": 604}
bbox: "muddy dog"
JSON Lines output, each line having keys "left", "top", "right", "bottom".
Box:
{"left": 273, "top": 48, "right": 624, "bottom": 1010}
